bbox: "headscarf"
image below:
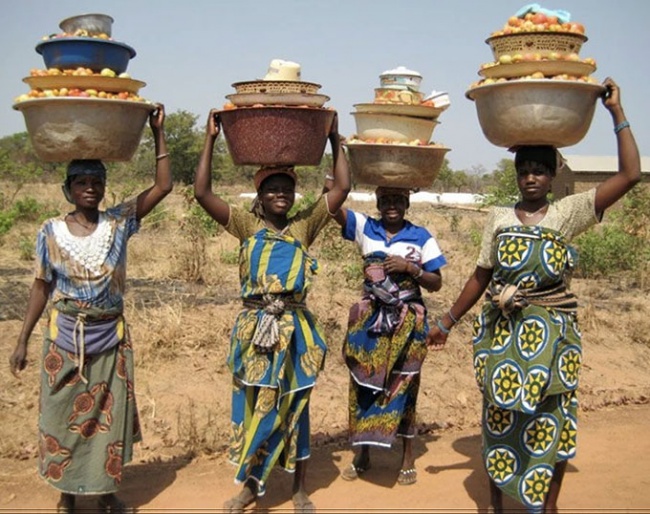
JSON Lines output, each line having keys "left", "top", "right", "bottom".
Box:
{"left": 253, "top": 166, "right": 297, "bottom": 192}
{"left": 514, "top": 146, "right": 562, "bottom": 177}
{"left": 62, "top": 160, "right": 107, "bottom": 203}
{"left": 250, "top": 166, "right": 297, "bottom": 219}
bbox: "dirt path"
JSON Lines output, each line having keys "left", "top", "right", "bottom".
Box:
{"left": 2, "top": 403, "right": 649, "bottom": 512}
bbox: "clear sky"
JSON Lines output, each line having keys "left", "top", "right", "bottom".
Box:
{"left": 2, "top": 0, "right": 649, "bottom": 173}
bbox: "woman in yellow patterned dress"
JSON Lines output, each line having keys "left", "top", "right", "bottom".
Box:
{"left": 194, "top": 109, "right": 350, "bottom": 513}
{"left": 427, "top": 78, "right": 641, "bottom": 513}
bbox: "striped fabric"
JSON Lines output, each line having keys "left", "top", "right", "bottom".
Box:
{"left": 225, "top": 197, "right": 331, "bottom": 494}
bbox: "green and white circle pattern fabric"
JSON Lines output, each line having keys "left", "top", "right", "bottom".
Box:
{"left": 521, "top": 414, "right": 559, "bottom": 457}
{"left": 490, "top": 360, "right": 524, "bottom": 408}
{"left": 497, "top": 234, "right": 533, "bottom": 271}
{"left": 485, "top": 445, "right": 519, "bottom": 485}
{"left": 557, "top": 414, "right": 578, "bottom": 459}
{"left": 557, "top": 344, "right": 581, "bottom": 389}
{"left": 521, "top": 366, "right": 550, "bottom": 413}
{"left": 485, "top": 402, "right": 517, "bottom": 438}
{"left": 519, "top": 464, "right": 554, "bottom": 510}
{"left": 516, "top": 315, "right": 549, "bottom": 361}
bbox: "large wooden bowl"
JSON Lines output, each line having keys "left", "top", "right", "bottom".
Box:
{"left": 466, "top": 79, "right": 605, "bottom": 148}
{"left": 13, "top": 97, "right": 155, "bottom": 162}
{"left": 345, "top": 143, "right": 450, "bottom": 188}
{"left": 218, "top": 106, "right": 335, "bottom": 166}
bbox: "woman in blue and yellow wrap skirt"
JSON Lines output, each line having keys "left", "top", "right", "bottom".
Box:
{"left": 427, "top": 78, "right": 641, "bottom": 513}
{"left": 9, "top": 105, "right": 173, "bottom": 514}
{"left": 194, "top": 108, "right": 350, "bottom": 513}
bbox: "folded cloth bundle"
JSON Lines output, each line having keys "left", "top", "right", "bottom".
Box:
{"left": 514, "top": 3, "right": 571, "bottom": 24}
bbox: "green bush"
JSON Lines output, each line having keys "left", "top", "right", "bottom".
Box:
{"left": 574, "top": 186, "right": 650, "bottom": 280}
{"left": 18, "top": 236, "right": 34, "bottom": 261}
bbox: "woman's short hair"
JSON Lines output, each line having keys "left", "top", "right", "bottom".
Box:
{"left": 514, "top": 146, "right": 558, "bottom": 176}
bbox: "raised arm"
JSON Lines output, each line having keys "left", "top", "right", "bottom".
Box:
{"left": 594, "top": 77, "right": 642, "bottom": 215}
{"left": 136, "top": 104, "right": 174, "bottom": 221}
{"left": 193, "top": 109, "right": 231, "bottom": 227}
{"left": 323, "top": 112, "right": 351, "bottom": 214}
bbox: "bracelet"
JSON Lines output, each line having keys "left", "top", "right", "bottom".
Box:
{"left": 324, "top": 174, "right": 335, "bottom": 181}
{"left": 408, "top": 263, "right": 423, "bottom": 279}
{"left": 448, "top": 310, "right": 460, "bottom": 324}
{"left": 156, "top": 153, "right": 169, "bottom": 160}
{"left": 436, "top": 319, "right": 451, "bottom": 335}
{"left": 614, "top": 120, "right": 630, "bottom": 134}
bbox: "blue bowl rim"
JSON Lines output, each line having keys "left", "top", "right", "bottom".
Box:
{"left": 35, "top": 37, "right": 136, "bottom": 58}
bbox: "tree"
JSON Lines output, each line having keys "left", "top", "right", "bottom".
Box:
{"left": 434, "top": 158, "right": 454, "bottom": 191}
{"left": 481, "top": 157, "right": 518, "bottom": 206}
{"left": 129, "top": 109, "right": 205, "bottom": 185}
{"left": 0, "top": 132, "right": 63, "bottom": 202}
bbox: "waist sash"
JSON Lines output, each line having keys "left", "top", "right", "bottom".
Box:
{"left": 242, "top": 294, "right": 307, "bottom": 352}
{"left": 50, "top": 300, "right": 124, "bottom": 383}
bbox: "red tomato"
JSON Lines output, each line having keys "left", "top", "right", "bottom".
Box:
{"left": 531, "top": 12, "right": 547, "bottom": 25}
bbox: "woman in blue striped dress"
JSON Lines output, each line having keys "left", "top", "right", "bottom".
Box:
{"left": 194, "top": 109, "right": 350, "bottom": 513}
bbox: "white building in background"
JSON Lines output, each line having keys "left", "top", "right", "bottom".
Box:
{"left": 240, "top": 191, "right": 484, "bottom": 205}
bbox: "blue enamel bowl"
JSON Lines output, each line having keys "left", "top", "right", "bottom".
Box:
{"left": 35, "top": 37, "right": 136, "bottom": 73}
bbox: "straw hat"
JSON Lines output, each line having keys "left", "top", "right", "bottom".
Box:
{"left": 263, "top": 59, "right": 302, "bottom": 81}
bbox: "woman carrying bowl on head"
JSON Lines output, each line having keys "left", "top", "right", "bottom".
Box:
{"left": 8, "top": 105, "right": 173, "bottom": 514}
{"left": 194, "top": 108, "right": 350, "bottom": 513}
{"left": 426, "top": 77, "right": 641, "bottom": 513}
{"left": 325, "top": 183, "right": 447, "bottom": 486}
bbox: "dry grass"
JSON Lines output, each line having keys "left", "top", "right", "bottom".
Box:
{"left": 1, "top": 182, "right": 650, "bottom": 463}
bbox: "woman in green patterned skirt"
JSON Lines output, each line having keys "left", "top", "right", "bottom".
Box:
{"left": 9, "top": 105, "right": 173, "bottom": 513}
{"left": 426, "top": 78, "right": 641, "bottom": 513}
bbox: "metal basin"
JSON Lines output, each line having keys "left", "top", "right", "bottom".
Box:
{"left": 352, "top": 112, "right": 437, "bottom": 143}
{"left": 466, "top": 80, "right": 605, "bottom": 148}
{"left": 13, "top": 97, "right": 155, "bottom": 162}
{"left": 345, "top": 143, "right": 450, "bottom": 188}
{"left": 59, "top": 13, "right": 114, "bottom": 36}
{"left": 218, "top": 106, "right": 335, "bottom": 166}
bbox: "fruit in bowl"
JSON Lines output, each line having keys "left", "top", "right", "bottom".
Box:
{"left": 35, "top": 38, "right": 136, "bottom": 74}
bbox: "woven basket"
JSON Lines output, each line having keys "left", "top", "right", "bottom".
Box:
{"left": 231, "top": 80, "right": 321, "bottom": 95}
{"left": 486, "top": 32, "right": 587, "bottom": 59}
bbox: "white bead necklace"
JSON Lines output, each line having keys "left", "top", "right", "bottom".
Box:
{"left": 52, "top": 215, "right": 113, "bottom": 275}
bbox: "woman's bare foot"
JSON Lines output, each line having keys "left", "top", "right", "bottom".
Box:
{"left": 292, "top": 491, "right": 315, "bottom": 513}
{"left": 223, "top": 485, "right": 256, "bottom": 513}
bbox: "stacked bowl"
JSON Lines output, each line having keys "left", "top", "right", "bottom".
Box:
{"left": 218, "top": 59, "right": 335, "bottom": 167}
{"left": 466, "top": 8, "right": 605, "bottom": 148}
{"left": 13, "top": 14, "right": 155, "bottom": 162}
{"left": 346, "top": 66, "right": 451, "bottom": 189}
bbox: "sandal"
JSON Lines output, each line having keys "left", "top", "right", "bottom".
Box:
{"left": 397, "top": 468, "right": 417, "bottom": 486}
{"left": 341, "top": 462, "right": 370, "bottom": 481}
